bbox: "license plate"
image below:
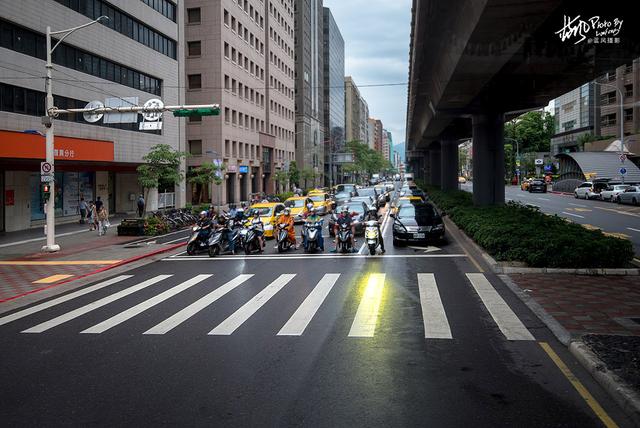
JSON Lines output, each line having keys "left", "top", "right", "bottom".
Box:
{"left": 413, "top": 233, "right": 425, "bottom": 239}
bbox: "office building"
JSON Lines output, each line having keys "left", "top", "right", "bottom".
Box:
{"left": 184, "top": 0, "right": 295, "bottom": 203}
{"left": 345, "top": 76, "right": 368, "bottom": 143}
{"left": 294, "top": 0, "right": 323, "bottom": 185}
{"left": 0, "top": 0, "right": 184, "bottom": 232}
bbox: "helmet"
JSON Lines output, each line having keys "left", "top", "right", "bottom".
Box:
{"left": 341, "top": 206, "right": 349, "bottom": 213}
{"left": 283, "top": 208, "right": 290, "bottom": 215}
{"left": 310, "top": 207, "right": 317, "bottom": 214}
{"left": 199, "top": 210, "right": 207, "bottom": 217}
{"left": 307, "top": 202, "right": 314, "bottom": 210}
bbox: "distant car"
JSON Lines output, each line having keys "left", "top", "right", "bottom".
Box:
{"left": 600, "top": 184, "right": 630, "bottom": 202}
{"left": 617, "top": 186, "right": 640, "bottom": 205}
{"left": 349, "top": 196, "right": 376, "bottom": 211}
{"left": 332, "top": 191, "right": 353, "bottom": 208}
{"left": 356, "top": 187, "right": 383, "bottom": 208}
{"left": 328, "top": 201, "right": 368, "bottom": 237}
{"left": 392, "top": 202, "right": 445, "bottom": 246}
{"left": 458, "top": 176, "right": 466, "bottom": 184}
{"left": 410, "top": 189, "right": 427, "bottom": 199}
{"left": 284, "top": 196, "right": 313, "bottom": 223}
{"left": 574, "top": 181, "right": 606, "bottom": 200}
{"left": 335, "top": 184, "right": 357, "bottom": 195}
{"left": 528, "top": 179, "right": 547, "bottom": 193}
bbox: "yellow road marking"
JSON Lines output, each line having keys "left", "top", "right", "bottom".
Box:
{"left": 33, "top": 274, "right": 74, "bottom": 284}
{"left": 0, "top": 260, "right": 121, "bottom": 266}
{"left": 581, "top": 224, "right": 600, "bottom": 231}
{"left": 603, "top": 232, "right": 630, "bottom": 240}
{"left": 539, "top": 342, "right": 619, "bottom": 428}
{"left": 573, "top": 208, "right": 592, "bottom": 212}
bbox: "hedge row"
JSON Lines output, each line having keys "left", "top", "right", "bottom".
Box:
{"left": 427, "top": 188, "right": 634, "bottom": 268}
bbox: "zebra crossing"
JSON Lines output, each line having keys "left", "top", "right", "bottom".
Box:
{"left": 0, "top": 271, "right": 535, "bottom": 341}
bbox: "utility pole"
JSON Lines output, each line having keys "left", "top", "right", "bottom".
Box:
{"left": 42, "top": 16, "right": 108, "bottom": 252}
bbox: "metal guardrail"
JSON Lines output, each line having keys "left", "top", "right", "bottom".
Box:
{"left": 158, "top": 192, "right": 175, "bottom": 209}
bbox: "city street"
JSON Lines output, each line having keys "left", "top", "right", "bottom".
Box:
{"left": 0, "top": 189, "right": 633, "bottom": 427}
{"left": 462, "top": 183, "right": 640, "bottom": 255}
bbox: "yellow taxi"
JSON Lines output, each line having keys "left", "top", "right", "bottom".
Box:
{"left": 307, "top": 188, "right": 328, "bottom": 195}
{"left": 284, "top": 196, "right": 313, "bottom": 223}
{"left": 391, "top": 196, "right": 423, "bottom": 216}
{"left": 307, "top": 192, "right": 333, "bottom": 215}
{"left": 245, "top": 202, "right": 285, "bottom": 238}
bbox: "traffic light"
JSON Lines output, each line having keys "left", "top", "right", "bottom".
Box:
{"left": 173, "top": 107, "right": 220, "bottom": 117}
{"left": 42, "top": 184, "right": 51, "bottom": 202}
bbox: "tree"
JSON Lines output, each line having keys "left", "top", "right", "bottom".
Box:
{"left": 272, "top": 170, "right": 289, "bottom": 193}
{"left": 288, "top": 161, "right": 300, "bottom": 188}
{"left": 300, "top": 168, "right": 316, "bottom": 190}
{"left": 504, "top": 111, "right": 555, "bottom": 153}
{"left": 187, "top": 162, "right": 225, "bottom": 204}
{"left": 137, "top": 144, "right": 187, "bottom": 203}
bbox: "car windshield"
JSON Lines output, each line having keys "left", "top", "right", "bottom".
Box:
{"left": 310, "top": 196, "right": 325, "bottom": 202}
{"left": 398, "top": 204, "right": 437, "bottom": 220}
{"left": 284, "top": 200, "right": 304, "bottom": 208}
{"left": 248, "top": 207, "right": 273, "bottom": 217}
{"left": 615, "top": 185, "right": 630, "bottom": 191}
{"left": 357, "top": 188, "right": 376, "bottom": 197}
{"left": 337, "top": 184, "right": 355, "bottom": 193}
{"left": 346, "top": 204, "right": 365, "bottom": 214}
{"left": 335, "top": 192, "right": 351, "bottom": 199}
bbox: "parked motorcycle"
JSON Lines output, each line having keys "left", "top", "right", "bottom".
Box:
{"left": 365, "top": 220, "right": 380, "bottom": 256}
{"left": 186, "top": 224, "right": 212, "bottom": 255}
{"left": 276, "top": 223, "right": 293, "bottom": 253}
{"left": 336, "top": 222, "right": 353, "bottom": 253}
{"left": 303, "top": 221, "right": 323, "bottom": 253}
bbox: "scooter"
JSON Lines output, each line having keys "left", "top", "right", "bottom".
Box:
{"left": 208, "top": 221, "right": 241, "bottom": 257}
{"left": 241, "top": 219, "right": 264, "bottom": 255}
{"left": 276, "top": 223, "right": 293, "bottom": 253}
{"left": 303, "top": 221, "right": 323, "bottom": 253}
{"left": 336, "top": 222, "right": 353, "bottom": 253}
{"left": 187, "top": 224, "right": 212, "bottom": 255}
{"left": 365, "top": 220, "right": 380, "bottom": 256}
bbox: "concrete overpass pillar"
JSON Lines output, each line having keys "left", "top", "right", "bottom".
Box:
{"left": 429, "top": 148, "right": 441, "bottom": 187}
{"left": 441, "top": 140, "right": 459, "bottom": 191}
{"left": 472, "top": 112, "right": 505, "bottom": 205}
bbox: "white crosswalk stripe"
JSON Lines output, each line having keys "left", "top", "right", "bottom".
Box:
{"left": 144, "top": 274, "right": 253, "bottom": 335}
{"left": 466, "top": 273, "right": 535, "bottom": 341}
{"left": 2, "top": 272, "right": 534, "bottom": 341}
{"left": 417, "top": 273, "right": 452, "bottom": 339}
{"left": 21, "top": 275, "right": 172, "bottom": 334}
{"left": 348, "top": 273, "right": 386, "bottom": 337}
{"left": 81, "top": 274, "right": 212, "bottom": 334}
{"left": 278, "top": 273, "right": 340, "bottom": 336}
{"left": 0, "top": 275, "right": 132, "bottom": 327}
{"left": 210, "top": 274, "right": 296, "bottom": 335}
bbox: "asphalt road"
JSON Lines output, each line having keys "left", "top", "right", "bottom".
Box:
{"left": 0, "top": 186, "right": 634, "bottom": 427}
{"left": 462, "top": 182, "right": 640, "bottom": 255}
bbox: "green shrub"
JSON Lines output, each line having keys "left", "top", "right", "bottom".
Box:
{"left": 276, "top": 192, "right": 294, "bottom": 201}
{"left": 144, "top": 216, "right": 170, "bottom": 236}
{"left": 426, "top": 187, "right": 634, "bottom": 268}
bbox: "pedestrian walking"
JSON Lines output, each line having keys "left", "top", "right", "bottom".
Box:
{"left": 79, "top": 197, "right": 87, "bottom": 224}
{"left": 97, "top": 205, "right": 109, "bottom": 236}
{"left": 136, "top": 194, "right": 145, "bottom": 217}
{"left": 88, "top": 201, "right": 97, "bottom": 231}
{"left": 95, "top": 196, "right": 103, "bottom": 213}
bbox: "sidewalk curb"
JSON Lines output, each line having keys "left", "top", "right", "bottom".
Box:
{"left": 569, "top": 341, "right": 640, "bottom": 427}
{"left": 0, "top": 241, "right": 186, "bottom": 303}
{"left": 549, "top": 191, "right": 574, "bottom": 196}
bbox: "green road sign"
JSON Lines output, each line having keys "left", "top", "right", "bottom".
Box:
{"left": 173, "top": 107, "right": 220, "bottom": 117}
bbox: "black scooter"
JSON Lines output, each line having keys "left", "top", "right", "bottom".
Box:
{"left": 186, "top": 224, "right": 212, "bottom": 255}
{"left": 208, "top": 220, "right": 241, "bottom": 257}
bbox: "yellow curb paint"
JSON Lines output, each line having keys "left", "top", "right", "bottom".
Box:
{"left": 603, "top": 232, "right": 630, "bottom": 240}
{"left": 0, "top": 261, "right": 121, "bottom": 266}
{"left": 581, "top": 224, "right": 600, "bottom": 231}
{"left": 33, "top": 275, "right": 74, "bottom": 284}
{"left": 539, "top": 342, "right": 619, "bottom": 428}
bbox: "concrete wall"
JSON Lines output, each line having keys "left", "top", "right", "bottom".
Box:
{"left": 3, "top": 171, "right": 31, "bottom": 232}
{"left": 115, "top": 173, "right": 140, "bottom": 214}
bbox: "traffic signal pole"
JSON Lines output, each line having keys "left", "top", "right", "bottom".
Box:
{"left": 48, "top": 104, "right": 220, "bottom": 117}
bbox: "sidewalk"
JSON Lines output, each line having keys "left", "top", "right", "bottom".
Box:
{"left": 0, "top": 218, "right": 187, "bottom": 303}
{"left": 508, "top": 273, "right": 640, "bottom": 423}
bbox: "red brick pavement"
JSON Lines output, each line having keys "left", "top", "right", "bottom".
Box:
{"left": 510, "top": 274, "right": 640, "bottom": 336}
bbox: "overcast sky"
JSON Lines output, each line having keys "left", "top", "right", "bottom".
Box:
{"left": 323, "top": 0, "right": 412, "bottom": 146}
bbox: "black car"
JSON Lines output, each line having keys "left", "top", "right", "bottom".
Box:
{"left": 528, "top": 179, "right": 547, "bottom": 193}
{"left": 328, "top": 201, "right": 368, "bottom": 237}
{"left": 392, "top": 202, "right": 445, "bottom": 245}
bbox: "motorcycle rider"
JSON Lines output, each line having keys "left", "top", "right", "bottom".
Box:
{"left": 215, "top": 212, "right": 236, "bottom": 255}
{"left": 250, "top": 212, "right": 265, "bottom": 252}
{"left": 197, "top": 210, "right": 212, "bottom": 230}
{"left": 363, "top": 207, "right": 385, "bottom": 253}
{"left": 274, "top": 208, "right": 298, "bottom": 249}
{"left": 331, "top": 205, "right": 357, "bottom": 253}
{"left": 303, "top": 207, "right": 324, "bottom": 251}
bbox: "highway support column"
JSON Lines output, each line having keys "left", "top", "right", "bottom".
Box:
{"left": 441, "top": 140, "right": 459, "bottom": 191}
{"left": 472, "top": 112, "right": 505, "bottom": 205}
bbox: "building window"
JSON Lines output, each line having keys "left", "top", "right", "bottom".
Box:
{"left": 624, "top": 108, "right": 633, "bottom": 122}
{"left": 187, "top": 8, "right": 202, "bottom": 24}
{"left": 187, "top": 41, "right": 201, "bottom": 57}
{"left": 188, "top": 115, "right": 202, "bottom": 123}
{"left": 189, "top": 140, "right": 203, "bottom": 156}
{"left": 601, "top": 113, "right": 617, "bottom": 127}
{"left": 140, "top": 0, "right": 177, "bottom": 22}
{"left": 188, "top": 74, "right": 202, "bottom": 90}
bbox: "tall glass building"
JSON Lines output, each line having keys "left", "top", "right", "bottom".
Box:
{"left": 322, "top": 7, "right": 345, "bottom": 186}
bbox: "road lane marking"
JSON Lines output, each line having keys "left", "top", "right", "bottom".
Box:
{"left": 32, "top": 274, "right": 74, "bottom": 284}
{"left": 277, "top": 273, "right": 340, "bottom": 336}
{"left": 22, "top": 275, "right": 172, "bottom": 333}
{"left": 562, "top": 211, "right": 585, "bottom": 219}
{"left": 210, "top": 274, "right": 296, "bottom": 335}
{"left": 539, "top": 342, "right": 619, "bottom": 428}
{"left": 144, "top": 274, "right": 253, "bottom": 335}
{"left": 573, "top": 208, "right": 592, "bottom": 212}
{"left": 81, "top": 274, "right": 212, "bottom": 334}
{"left": 465, "top": 273, "right": 534, "bottom": 341}
{"left": 627, "top": 227, "right": 640, "bottom": 233}
{"left": 163, "top": 236, "right": 189, "bottom": 244}
{"left": 163, "top": 254, "right": 468, "bottom": 261}
{"left": 594, "top": 206, "right": 640, "bottom": 218}
{"left": 417, "top": 274, "right": 452, "bottom": 339}
{"left": 568, "top": 203, "right": 587, "bottom": 207}
{"left": 348, "top": 273, "right": 386, "bottom": 337}
{"left": 0, "top": 260, "right": 121, "bottom": 265}
{"left": 537, "top": 197, "right": 551, "bottom": 201}
{"left": 0, "top": 275, "right": 133, "bottom": 327}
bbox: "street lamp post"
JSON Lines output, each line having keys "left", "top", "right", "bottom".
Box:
{"left": 42, "top": 16, "right": 108, "bottom": 253}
